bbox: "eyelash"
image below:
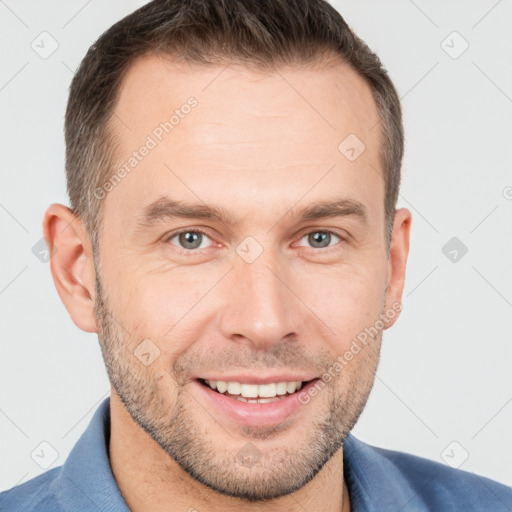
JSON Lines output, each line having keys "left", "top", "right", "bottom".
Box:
{"left": 164, "top": 228, "right": 346, "bottom": 255}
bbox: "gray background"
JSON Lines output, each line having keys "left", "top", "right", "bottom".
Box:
{"left": 1, "top": 0, "right": 511, "bottom": 492}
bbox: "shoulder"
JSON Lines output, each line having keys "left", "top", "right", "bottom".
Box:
{"left": 344, "top": 434, "right": 512, "bottom": 511}
{"left": 377, "top": 443, "right": 512, "bottom": 506}
{"left": 0, "top": 397, "right": 129, "bottom": 512}
{"left": 0, "top": 466, "right": 64, "bottom": 512}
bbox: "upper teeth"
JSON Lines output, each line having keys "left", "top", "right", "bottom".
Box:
{"left": 205, "top": 380, "right": 303, "bottom": 398}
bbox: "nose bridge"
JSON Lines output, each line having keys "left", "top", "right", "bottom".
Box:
{"left": 219, "top": 243, "right": 300, "bottom": 348}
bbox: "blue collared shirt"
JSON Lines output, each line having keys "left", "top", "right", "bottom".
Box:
{"left": 1, "top": 397, "right": 511, "bottom": 511}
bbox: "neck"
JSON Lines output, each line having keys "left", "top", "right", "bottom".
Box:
{"left": 109, "top": 392, "right": 350, "bottom": 512}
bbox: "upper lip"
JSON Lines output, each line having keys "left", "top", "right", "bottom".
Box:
{"left": 195, "top": 374, "right": 319, "bottom": 385}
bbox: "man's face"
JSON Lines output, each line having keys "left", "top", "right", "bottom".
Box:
{"left": 94, "top": 55, "right": 396, "bottom": 500}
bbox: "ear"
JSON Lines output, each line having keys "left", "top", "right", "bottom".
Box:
{"left": 42, "top": 203, "right": 98, "bottom": 333}
{"left": 384, "top": 208, "right": 412, "bottom": 329}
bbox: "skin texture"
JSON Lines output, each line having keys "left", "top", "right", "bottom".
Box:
{"left": 44, "top": 54, "right": 411, "bottom": 512}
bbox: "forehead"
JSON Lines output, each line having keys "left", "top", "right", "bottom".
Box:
{"left": 104, "top": 54, "right": 383, "bottom": 231}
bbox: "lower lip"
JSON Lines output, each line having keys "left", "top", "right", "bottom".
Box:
{"left": 192, "top": 379, "right": 320, "bottom": 428}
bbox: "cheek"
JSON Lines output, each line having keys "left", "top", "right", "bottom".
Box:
{"left": 296, "top": 262, "right": 387, "bottom": 349}
{"left": 105, "top": 243, "right": 388, "bottom": 359}
{"left": 116, "top": 269, "right": 216, "bottom": 348}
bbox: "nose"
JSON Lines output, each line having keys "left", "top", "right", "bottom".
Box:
{"left": 218, "top": 248, "right": 304, "bottom": 350}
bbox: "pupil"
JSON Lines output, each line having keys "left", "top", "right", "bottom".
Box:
{"left": 309, "top": 232, "right": 329, "bottom": 248}
{"left": 180, "top": 231, "right": 202, "bottom": 249}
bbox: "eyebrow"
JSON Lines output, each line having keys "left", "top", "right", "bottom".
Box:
{"left": 136, "top": 195, "right": 369, "bottom": 229}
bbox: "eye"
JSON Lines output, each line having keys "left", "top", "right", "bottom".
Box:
{"left": 296, "top": 230, "right": 342, "bottom": 249}
{"left": 166, "top": 229, "right": 213, "bottom": 251}
{"left": 163, "top": 228, "right": 344, "bottom": 254}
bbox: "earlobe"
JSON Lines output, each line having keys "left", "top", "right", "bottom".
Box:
{"left": 42, "top": 203, "right": 98, "bottom": 333}
{"left": 384, "top": 208, "right": 412, "bottom": 329}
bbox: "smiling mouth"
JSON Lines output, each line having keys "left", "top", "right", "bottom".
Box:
{"left": 197, "top": 378, "right": 317, "bottom": 403}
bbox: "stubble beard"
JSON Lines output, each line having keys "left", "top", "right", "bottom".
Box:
{"left": 93, "top": 260, "right": 382, "bottom": 502}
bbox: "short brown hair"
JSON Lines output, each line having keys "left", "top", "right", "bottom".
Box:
{"left": 65, "top": 0, "right": 403, "bottom": 250}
